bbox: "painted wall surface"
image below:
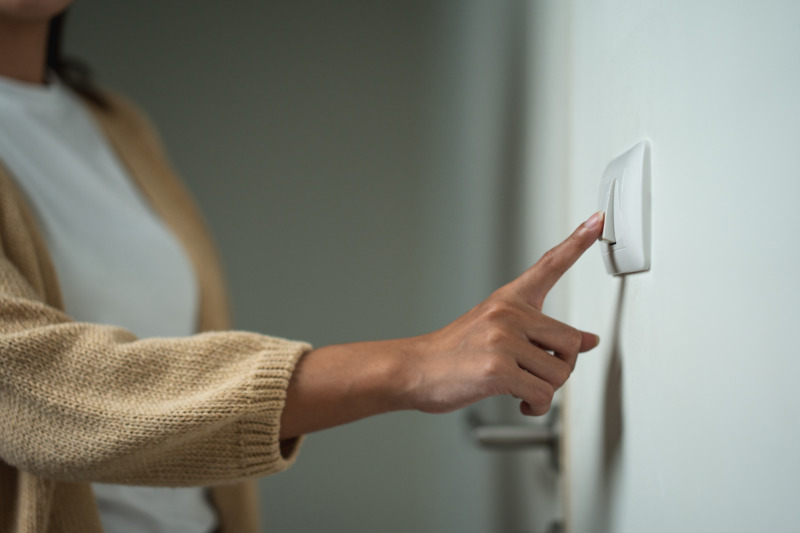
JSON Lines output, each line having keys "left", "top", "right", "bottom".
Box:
{"left": 560, "top": 1, "right": 800, "bottom": 531}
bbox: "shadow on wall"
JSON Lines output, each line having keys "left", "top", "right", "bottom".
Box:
{"left": 590, "top": 277, "right": 626, "bottom": 532}
{"left": 604, "top": 277, "right": 625, "bottom": 471}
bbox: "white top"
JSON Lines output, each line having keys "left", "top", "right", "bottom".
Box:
{"left": 0, "top": 74, "right": 217, "bottom": 533}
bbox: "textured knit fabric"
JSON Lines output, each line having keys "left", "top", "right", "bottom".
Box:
{"left": 0, "top": 90, "right": 311, "bottom": 532}
{"left": 0, "top": 73, "right": 218, "bottom": 531}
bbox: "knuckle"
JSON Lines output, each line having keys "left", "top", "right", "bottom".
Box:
{"left": 552, "top": 362, "right": 572, "bottom": 388}
{"left": 537, "top": 247, "right": 561, "bottom": 271}
{"left": 565, "top": 328, "right": 583, "bottom": 356}
{"left": 483, "top": 326, "right": 511, "bottom": 350}
{"left": 528, "top": 383, "right": 555, "bottom": 414}
{"left": 482, "top": 300, "right": 516, "bottom": 323}
{"left": 480, "top": 353, "right": 510, "bottom": 379}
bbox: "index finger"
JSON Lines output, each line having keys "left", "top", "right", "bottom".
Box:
{"left": 515, "top": 211, "right": 604, "bottom": 308}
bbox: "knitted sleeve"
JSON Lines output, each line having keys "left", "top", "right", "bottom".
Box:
{"left": 0, "top": 251, "right": 310, "bottom": 486}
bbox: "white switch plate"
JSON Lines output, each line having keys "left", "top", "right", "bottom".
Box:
{"left": 598, "top": 140, "right": 651, "bottom": 275}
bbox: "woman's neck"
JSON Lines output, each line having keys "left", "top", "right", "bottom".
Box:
{"left": 0, "top": 18, "right": 48, "bottom": 84}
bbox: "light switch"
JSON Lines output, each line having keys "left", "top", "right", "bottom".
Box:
{"left": 597, "top": 140, "right": 651, "bottom": 275}
{"left": 599, "top": 179, "right": 616, "bottom": 244}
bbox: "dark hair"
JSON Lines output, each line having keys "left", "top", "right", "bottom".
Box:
{"left": 47, "top": 11, "right": 108, "bottom": 109}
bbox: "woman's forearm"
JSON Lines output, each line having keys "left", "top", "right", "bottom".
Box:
{"left": 280, "top": 338, "right": 420, "bottom": 439}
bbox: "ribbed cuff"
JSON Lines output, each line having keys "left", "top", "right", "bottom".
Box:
{"left": 235, "top": 337, "right": 311, "bottom": 478}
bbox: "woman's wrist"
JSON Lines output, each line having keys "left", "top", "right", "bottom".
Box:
{"left": 279, "top": 336, "right": 424, "bottom": 440}
{"left": 379, "top": 335, "right": 428, "bottom": 412}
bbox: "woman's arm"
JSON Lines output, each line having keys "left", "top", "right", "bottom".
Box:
{"left": 280, "top": 212, "right": 604, "bottom": 439}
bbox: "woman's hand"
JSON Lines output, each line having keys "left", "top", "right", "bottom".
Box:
{"left": 406, "top": 211, "right": 604, "bottom": 416}
{"left": 280, "top": 212, "right": 604, "bottom": 439}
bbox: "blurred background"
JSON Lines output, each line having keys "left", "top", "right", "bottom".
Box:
{"left": 67, "top": 2, "right": 553, "bottom": 532}
{"left": 67, "top": 1, "right": 800, "bottom": 532}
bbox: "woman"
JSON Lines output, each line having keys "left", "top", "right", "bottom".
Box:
{"left": 0, "top": 1, "right": 603, "bottom": 531}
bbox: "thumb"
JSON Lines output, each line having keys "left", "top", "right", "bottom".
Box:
{"left": 515, "top": 212, "right": 604, "bottom": 308}
{"left": 580, "top": 330, "right": 601, "bottom": 352}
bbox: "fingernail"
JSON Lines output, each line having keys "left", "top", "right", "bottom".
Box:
{"left": 583, "top": 211, "right": 602, "bottom": 230}
{"left": 591, "top": 334, "right": 601, "bottom": 348}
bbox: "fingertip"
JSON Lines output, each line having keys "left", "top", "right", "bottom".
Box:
{"left": 580, "top": 332, "right": 600, "bottom": 352}
{"left": 520, "top": 400, "right": 550, "bottom": 417}
{"left": 580, "top": 211, "right": 604, "bottom": 237}
{"left": 592, "top": 333, "right": 600, "bottom": 347}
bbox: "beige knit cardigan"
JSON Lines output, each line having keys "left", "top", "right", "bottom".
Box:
{"left": 0, "top": 91, "right": 311, "bottom": 532}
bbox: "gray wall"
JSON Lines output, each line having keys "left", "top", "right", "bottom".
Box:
{"left": 544, "top": 1, "right": 800, "bottom": 531}
{"left": 67, "top": 2, "right": 521, "bottom": 531}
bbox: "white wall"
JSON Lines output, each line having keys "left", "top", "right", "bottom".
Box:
{"left": 555, "top": 1, "right": 800, "bottom": 531}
